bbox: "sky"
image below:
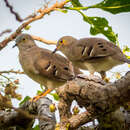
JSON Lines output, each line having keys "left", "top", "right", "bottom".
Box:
{"left": 0, "top": 0, "right": 130, "bottom": 112}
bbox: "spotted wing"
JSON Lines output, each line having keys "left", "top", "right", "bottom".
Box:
{"left": 34, "top": 49, "right": 78, "bottom": 81}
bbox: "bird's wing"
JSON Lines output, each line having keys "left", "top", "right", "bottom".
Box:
{"left": 34, "top": 49, "right": 78, "bottom": 81}
{"left": 77, "top": 38, "right": 117, "bottom": 60}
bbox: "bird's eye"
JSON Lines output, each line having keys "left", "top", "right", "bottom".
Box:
{"left": 22, "top": 38, "right": 26, "bottom": 41}
{"left": 60, "top": 40, "right": 63, "bottom": 43}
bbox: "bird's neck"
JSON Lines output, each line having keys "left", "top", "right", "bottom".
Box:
{"left": 61, "top": 44, "right": 75, "bottom": 61}
{"left": 19, "top": 44, "right": 36, "bottom": 51}
{"left": 62, "top": 43, "right": 83, "bottom": 61}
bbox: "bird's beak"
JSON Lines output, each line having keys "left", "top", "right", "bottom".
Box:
{"left": 52, "top": 48, "right": 58, "bottom": 54}
{"left": 12, "top": 43, "right": 17, "bottom": 48}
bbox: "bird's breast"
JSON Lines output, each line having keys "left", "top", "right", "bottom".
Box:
{"left": 19, "top": 52, "right": 65, "bottom": 89}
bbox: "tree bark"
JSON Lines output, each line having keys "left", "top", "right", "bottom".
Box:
{"left": 56, "top": 72, "right": 130, "bottom": 130}
{"left": 0, "top": 97, "right": 56, "bottom": 130}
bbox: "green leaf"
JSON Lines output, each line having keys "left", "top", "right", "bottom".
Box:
{"left": 123, "top": 45, "right": 130, "bottom": 59}
{"left": 93, "top": 0, "right": 130, "bottom": 14}
{"left": 50, "top": 93, "right": 59, "bottom": 101}
{"left": 19, "top": 96, "right": 31, "bottom": 106}
{"left": 78, "top": 11, "right": 118, "bottom": 43}
{"left": 127, "top": 56, "right": 130, "bottom": 59}
{"left": 71, "top": 0, "right": 83, "bottom": 7}
{"left": 40, "top": 84, "right": 45, "bottom": 91}
{"left": 123, "top": 45, "right": 130, "bottom": 53}
{"left": 37, "top": 90, "right": 43, "bottom": 95}
{"left": 32, "top": 125, "right": 40, "bottom": 130}
{"left": 24, "top": 25, "right": 31, "bottom": 30}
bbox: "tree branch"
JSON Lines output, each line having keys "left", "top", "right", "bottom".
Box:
{"left": 0, "top": 0, "right": 70, "bottom": 51}
{"left": 4, "top": 0, "right": 24, "bottom": 22}
{"left": 0, "top": 109, "right": 33, "bottom": 129}
{"left": 0, "top": 70, "right": 24, "bottom": 75}
{"left": 32, "top": 35, "right": 57, "bottom": 45}
{"left": 0, "top": 97, "right": 56, "bottom": 130}
{"left": 0, "top": 29, "right": 12, "bottom": 37}
{"left": 56, "top": 72, "right": 130, "bottom": 129}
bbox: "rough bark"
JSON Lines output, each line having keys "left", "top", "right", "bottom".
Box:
{"left": 56, "top": 72, "right": 130, "bottom": 130}
{"left": 0, "top": 97, "right": 56, "bottom": 130}
{"left": 0, "top": 109, "right": 33, "bottom": 130}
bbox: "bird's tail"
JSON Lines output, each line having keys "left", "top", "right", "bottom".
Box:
{"left": 124, "top": 58, "right": 130, "bottom": 64}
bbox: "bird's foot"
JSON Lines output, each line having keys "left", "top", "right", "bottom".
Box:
{"left": 100, "top": 71, "right": 110, "bottom": 83}
{"left": 30, "top": 89, "right": 52, "bottom": 102}
{"left": 103, "top": 77, "right": 110, "bottom": 83}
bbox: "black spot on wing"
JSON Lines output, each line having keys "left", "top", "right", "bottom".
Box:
{"left": 97, "top": 43, "right": 103, "bottom": 45}
{"left": 97, "top": 42, "right": 107, "bottom": 51}
{"left": 102, "top": 48, "right": 107, "bottom": 51}
{"left": 81, "top": 46, "right": 85, "bottom": 55}
{"left": 99, "top": 45, "right": 104, "bottom": 48}
{"left": 52, "top": 65, "right": 57, "bottom": 76}
{"left": 87, "top": 46, "right": 93, "bottom": 56}
{"left": 64, "top": 67, "right": 69, "bottom": 71}
{"left": 44, "top": 61, "right": 51, "bottom": 70}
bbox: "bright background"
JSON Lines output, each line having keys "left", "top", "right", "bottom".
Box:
{"left": 0, "top": 0, "right": 130, "bottom": 123}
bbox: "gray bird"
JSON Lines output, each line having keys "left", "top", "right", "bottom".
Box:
{"left": 53, "top": 36, "right": 130, "bottom": 79}
{"left": 14, "top": 34, "right": 82, "bottom": 101}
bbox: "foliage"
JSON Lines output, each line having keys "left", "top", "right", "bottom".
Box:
{"left": 19, "top": 96, "right": 31, "bottom": 106}
{"left": 78, "top": 12, "right": 118, "bottom": 43}
{"left": 0, "top": 75, "right": 22, "bottom": 109}
{"left": 92, "top": 0, "right": 130, "bottom": 14}
{"left": 71, "top": 0, "right": 83, "bottom": 7}
{"left": 50, "top": 93, "right": 59, "bottom": 101}
{"left": 32, "top": 125, "right": 40, "bottom": 130}
{"left": 64, "top": 0, "right": 130, "bottom": 44}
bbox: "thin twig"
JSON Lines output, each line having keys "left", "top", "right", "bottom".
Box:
{"left": 3, "top": 0, "right": 36, "bottom": 22}
{"left": 4, "top": 0, "right": 23, "bottom": 22}
{"left": 0, "top": 70, "right": 24, "bottom": 75}
{"left": 32, "top": 35, "right": 57, "bottom": 45}
{"left": 0, "top": 29, "right": 12, "bottom": 37}
{"left": 0, "top": 74, "right": 12, "bottom": 82}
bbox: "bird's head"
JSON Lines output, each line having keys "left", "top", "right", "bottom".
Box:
{"left": 52, "top": 36, "right": 77, "bottom": 54}
{"left": 13, "top": 33, "right": 35, "bottom": 50}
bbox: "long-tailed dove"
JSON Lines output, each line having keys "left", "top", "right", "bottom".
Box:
{"left": 14, "top": 34, "right": 82, "bottom": 100}
{"left": 53, "top": 36, "right": 130, "bottom": 79}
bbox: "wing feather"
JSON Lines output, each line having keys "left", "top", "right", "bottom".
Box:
{"left": 77, "top": 38, "right": 118, "bottom": 61}
{"left": 34, "top": 49, "right": 80, "bottom": 81}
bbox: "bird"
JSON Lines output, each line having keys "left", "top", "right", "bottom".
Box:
{"left": 13, "top": 34, "right": 82, "bottom": 101}
{"left": 52, "top": 36, "right": 130, "bottom": 79}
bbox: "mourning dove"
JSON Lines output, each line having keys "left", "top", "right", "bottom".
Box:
{"left": 14, "top": 34, "right": 82, "bottom": 101}
{"left": 53, "top": 36, "right": 130, "bottom": 79}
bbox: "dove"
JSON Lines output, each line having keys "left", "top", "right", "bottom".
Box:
{"left": 53, "top": 36, "right": 130, "bottom": 79}
{"left": 14, "top": 34, "right": 81, "bottom": 101}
